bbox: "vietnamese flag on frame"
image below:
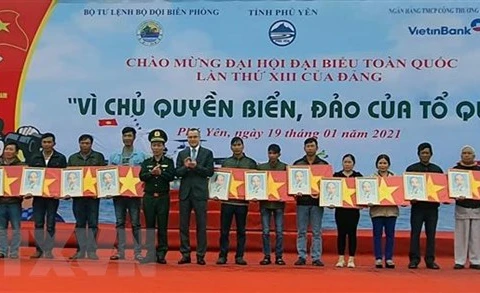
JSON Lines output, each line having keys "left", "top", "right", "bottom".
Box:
{"left": 2, "top": 165, "right": 22, "bottom": 196}
{"left": 342, "top": 177, "right": 358, "bottom": 208}
{"left": 425, "top": 173, "right": 451, "bottom": 203}
{"left": 380, "top": 176, "right": 407, "bottom": 206}
{"left": 225, "top": 168, "right": 245, "bottom": 200}
{"left": 43, "top": 168, "right": 60, "bottom": 197}
{"left": 470, "top": 170, "right": 480, "bottom": 200}
{"left": 118, "top": 166, "right": 143, "bottom": 197}
{"left": 309, "top": 164, "right": 334, "bottom": 195}
{"left": 266, "top": 170, "right": 289, "bottom": 201}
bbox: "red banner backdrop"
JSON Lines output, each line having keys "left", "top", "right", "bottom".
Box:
{"left": 0, "top": 0, "right": 54, "bottom": 133}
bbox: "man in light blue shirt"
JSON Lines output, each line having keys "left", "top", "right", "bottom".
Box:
{"left": 109, "top": 127, "right": 146, "bottom": 261}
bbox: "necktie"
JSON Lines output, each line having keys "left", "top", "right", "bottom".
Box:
{"left": 191, "top": 148, "right": 197, "bottom": 160}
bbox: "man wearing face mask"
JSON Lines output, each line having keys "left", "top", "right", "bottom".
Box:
{"left": 405, "top": 142, "right": 443, "bottom": 270}
{"left": 109, "top": 127, "right": 146, "bottom": 261}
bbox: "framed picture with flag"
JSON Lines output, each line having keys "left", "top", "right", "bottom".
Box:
{"left": 61, "top": 168, "right": 83, "bottom": 198}
{"left": 448, "top": 169, "right": 472, "bottom": 199}
{"left": 20, "top": 168, "right": 45, "bottom": 196}
{"left": 209, "top": 171, "right": 231, "bottom": 201}
{"left": 355, "top": 177, "right": 379, "bottom": 205}
{"left": 245, "top": 171, "right": 268, "bottom": 201}
{"left": 96, "top": 168, "right": 119, "bottom": 198}
{"left": 288, "top": 166, "right": 311, "bottom": 195}
{"left": 403, "top": 173, "right": 428, "bottom": 201}
{"left": 0, "top": 167, "right": 4, "bottom": 196}
{"left": 319, "top": 178, "right": 343, "bottom": 207}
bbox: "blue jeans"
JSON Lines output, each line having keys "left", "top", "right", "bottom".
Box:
{"left": 0, "top": 203, "right": 22, "bottom": 256}
{"left": 296, "top": 205, "right": 324, "bottom": 261}
{"left": 372, "top": 216, "right": 397, "bottom": 260}
{"left": 113, "top": 197, "right": 141, "bottom": 255}
{"left": 260, "top": 205, "right": 284, "bottom": 258}
{"left": 72, "top": 198, "right": 100, "bottom": 253}
{"left": 33, "top": 197, "right": 59, "bottom": 252}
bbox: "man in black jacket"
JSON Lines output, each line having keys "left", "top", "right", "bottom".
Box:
{"left": 176, "top": 128, "right": 214, "bottom": 265}
{"left": 406, "top": 142, "right": 443, "bottom": 270}
{"left": 28, "top": 133, "right": 67, "bottom": 259}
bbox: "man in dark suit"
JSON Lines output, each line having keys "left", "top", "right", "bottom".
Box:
{"left": 175, "top": 128, "right": 214, "bottom": 265}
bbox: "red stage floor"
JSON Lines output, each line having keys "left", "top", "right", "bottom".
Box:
{"left": 0, "top": 248, "right": 477, "bottom": 292}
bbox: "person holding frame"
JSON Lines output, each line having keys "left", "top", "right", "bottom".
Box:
{"left": 216, "top": 137, "right": 257, "bottom": 266}
{"left": 67, "top": 134, "right": 106, "bottom": 260}
{"left": 292, "top": 137, "right": 329, "bottom": 267}
{"left": 451, "top": 145, "right": 480, "bottom": 270}
{"left": 333, "top": 154, "right": 363, "bottom": 268}
{"left": 27, "top": 133, "right": 67, "bottom": 259}
{"left": 108, "top": 127, "right": 146, "bottom": 262}
{"left": 405, "top": 142, "right": 443, "bottom": 270}
{"left": 370, "top": 154, "right": 398, "bottom": 269}
{"left": 257, "top": 144, "right": 287, "bottom": 266}
{"left": 0, "top": 142, "right": 24, "bottom": 259}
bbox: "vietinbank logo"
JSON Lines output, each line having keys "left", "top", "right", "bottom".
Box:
{"left": 408, "top": 18, "right": 480, "bottom": 36}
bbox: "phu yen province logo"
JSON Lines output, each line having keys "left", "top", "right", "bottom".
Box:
{"left": 269, "top": 20, "right": 296, "bottom": 46}
{"left": 137, "top": 20, "right": 163, "bottom": 46}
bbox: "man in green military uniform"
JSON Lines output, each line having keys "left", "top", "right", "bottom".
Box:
{"left": 139, "top": 129, "right": 175, "bottom": 264}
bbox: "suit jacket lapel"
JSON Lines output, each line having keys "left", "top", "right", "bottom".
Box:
{"left": 196, "top": 146, "right": 204, "bottom": 162}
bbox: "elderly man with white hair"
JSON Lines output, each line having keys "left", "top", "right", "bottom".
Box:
{"left": 452, "top": 145, "right": 480, "bottom": 270}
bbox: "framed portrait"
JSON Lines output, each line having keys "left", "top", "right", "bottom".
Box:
{"left": 288, "top": 166, "right": 311, "bottom": 195}
{"left": 61, "top": 169, "right": 84, "bottom": 198}
{"left": 319, "top": 178, "right": 343, "bottom": 207}
{"left": 355, "top": 177, "right": 379, "bottom": 205}
{"left": 245, "top": 171, "right": 268, "bottom": 201}
{"left": 96, "top": 168, "right": 119, "bottom": 198}
{"left": 209, "top": 171, "right": 231, "bottom": 201}
{"left": 20, "top": 167, "right": 45, "bottom": 196}
{"left": 448, "top": 169, "right": 472, "bottom": 199}
{"left": 403, "top": 173, "right": 428, "bottom": 201}
{"left": 0, "top": 168, "right": 4, "bottom": 196}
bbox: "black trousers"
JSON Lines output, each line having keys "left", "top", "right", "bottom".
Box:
{"left": 33, "top": 198, "right": 59, "bottom": 252}
{"left": 409, "top": 205, "right": 438, "bottom": 264}
{"left": 143, "top": 194, "right": 170, "bottom": 259}
{"left": 219, "top": 203, "right": 248, "bottom": 259}
{"left": 179, "top": 197, "right": 207, "bottom": 258}
{"left": 335, "top": 208, "right": 360, "bottom": 256}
